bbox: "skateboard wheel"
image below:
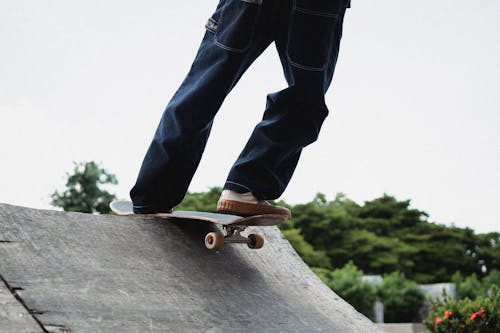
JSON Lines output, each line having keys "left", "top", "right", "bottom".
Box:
{"left": 205, "top": 232, "right": 224, "bottom": 250}
{"left": 247, "top": 234, "right": 264, "bottom": 249}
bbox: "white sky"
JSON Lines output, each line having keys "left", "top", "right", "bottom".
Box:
{"left": 1, "top": 0, "right": 499, "bottom": 233}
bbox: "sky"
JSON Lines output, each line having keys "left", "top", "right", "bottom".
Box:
{"left": 1, "top": 0, "right": 499, "bottom": 233}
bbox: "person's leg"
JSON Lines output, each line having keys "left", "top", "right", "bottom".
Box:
{"left": 130, "top": 0, "right": 274, "bottom": 213}
{"left": 220, "top": 0, "right": 349, "bottom": 205}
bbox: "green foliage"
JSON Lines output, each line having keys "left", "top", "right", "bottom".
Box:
{"left": 453, "top": 272, "right": 484, "bottom": 300}
{"left": 377, "top": 271, "right": 425, "bottom": 323}
{"left": 313, "top": 262, "right": 377, "bottom": 320}
{"left": 476, "top": 232, "right": 500, "bottom": 278}
{"left": 51, "top": 161, "right": 117, "bottom": 214}
{"left": 289, "top": 192, "right": 498, "bottom": 284}
{"left": 453, "top": 270, "right": 500, "bottom": 300}
{"left": 483, "top": 270, "right": 500, "bottom": 292}
{"left": 176, "top": 187, "right": 222, "bottom": 212}
{"left": 424, "top": 285, "right": 500, "bottom": 333}
{"left": 282, "top": 228, "right": 331, "bottom": 269}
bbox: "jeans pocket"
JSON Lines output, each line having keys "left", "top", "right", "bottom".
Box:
{"left": 215, "top": 0, "right": 262, "bottom": 53}
{"left": 287, "top": 0, "right": 343, "bottom": 71}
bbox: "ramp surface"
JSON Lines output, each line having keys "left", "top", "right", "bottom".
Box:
{"left": 0, "top": 203, "right": 383, "bottom": 333}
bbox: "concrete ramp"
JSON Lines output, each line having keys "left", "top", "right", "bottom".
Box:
{"left": 0, "top": 203, "right": 382, "bottom": 333}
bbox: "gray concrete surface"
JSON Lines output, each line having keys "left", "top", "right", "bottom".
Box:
{"left": 0, "top": 278, "right": 43, "bottom": 333}
{"left": 0, "top": 203, "right": 383, "bottom": 333}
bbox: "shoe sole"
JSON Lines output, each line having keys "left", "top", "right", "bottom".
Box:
{"left": 217, "top": 199, "right": 291, "bottom": 220}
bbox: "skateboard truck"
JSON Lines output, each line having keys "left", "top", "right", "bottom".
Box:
{"left": 204, "top": 226, "right": 264, "bottom": 251}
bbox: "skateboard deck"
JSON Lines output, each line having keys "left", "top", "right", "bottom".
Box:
{"left": 110, "top": 200, "right": 286, "bottom": 250}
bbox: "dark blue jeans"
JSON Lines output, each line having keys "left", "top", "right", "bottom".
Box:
{"left": 131, "top": 0, "right": 349, "bottom": 213}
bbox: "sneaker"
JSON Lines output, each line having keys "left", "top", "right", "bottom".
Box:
{"left": 217, "top": 190, "right": 291, "bottom": 220}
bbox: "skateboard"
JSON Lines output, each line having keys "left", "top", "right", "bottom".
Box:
{"left": 109, "top": 200, "right": 286, "bottom": 250}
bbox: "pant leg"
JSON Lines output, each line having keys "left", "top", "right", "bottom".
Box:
{"left": 224, "top": 0, "right": 348, "bottom": 200}
{"left": 130, "top": 0, "right": 274, "bottom": 213}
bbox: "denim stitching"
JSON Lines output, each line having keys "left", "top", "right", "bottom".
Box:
{"left": 205, "top": 18, "right": 218, "bottom": 33}
{"left": 214, "top": 41, "right": 248, "bottom": 53}
{"left": 214, "top": 0, "right": 262, "bottom": 53}
{"left": 285, "top": 0, "right": 338, "bottom": 71}
{"left": 288, "top": 60, "right": 326, "bottom": 72}
{"left": 226, "top": 181, "right": 253, "bottom": 192}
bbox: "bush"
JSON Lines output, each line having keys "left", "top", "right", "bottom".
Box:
{"left": 313, "top": 262, "right": 377, "bottom": 320}
{"left": 452, "top": 272, "right": 484, "bottom": 300}
{"left": 453, "top": 270, "right": 500, "bottom": 300}
{"left": 378, "top": 271, "right": 425, "bottom": 322}
{"left": 483, "top": 270, "right": 500, "bottom": 293}
{"left": 424, "top": 285, "right": 499, "bottom": 333}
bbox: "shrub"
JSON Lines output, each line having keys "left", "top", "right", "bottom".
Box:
{"left": 424, "top": 285, "right": 499, "bottom": 333}
{"left": 483, "top": 270, "right": 500, "bottom": 292}
{"left": 452, "top": 270, "right": 500, "bottom": 300}
{"left": 452, "top": 272, "right": 484, "bottom": 300}
{"left": 313, "top": 262, "right": 377, "bottom": 320}
{"left": 378, "top": 271, "right": 425, "bottom": 322}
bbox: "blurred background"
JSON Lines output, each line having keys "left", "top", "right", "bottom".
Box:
{"left": 1, "top": 1, "right": 499, "bottom": 329}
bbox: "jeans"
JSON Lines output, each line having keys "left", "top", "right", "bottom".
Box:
{"left": 130, "top": 0, "right": 348, "bottom": 213}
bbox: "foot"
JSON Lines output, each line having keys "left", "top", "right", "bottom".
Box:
{"left": 217, "top": 190, "right": 291, "bottom": 220}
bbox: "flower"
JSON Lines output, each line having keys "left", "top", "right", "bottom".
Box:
{"left": 470, "top": 312, "right": 480, "bottom": 321}
{"left": 444, "top": 310, "right": 453, "bottom": 320}
{"left": 434, "top": 317, "right": 443, "bottom": 325}
{"left": 478, "top": 309, "right": 487, "bottom": 317}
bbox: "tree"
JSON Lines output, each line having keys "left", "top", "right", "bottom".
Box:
{"left": 288, "top": 192, "right": 498, "bottom": 283}
{"left": 477, "top": 232, "right": 500, "bottom": 277}
{"left": 282, "top": 228, "right": 332, "bottom": 269}
{"left": 51, "top": 161, "right": 117, "bottom": 214}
